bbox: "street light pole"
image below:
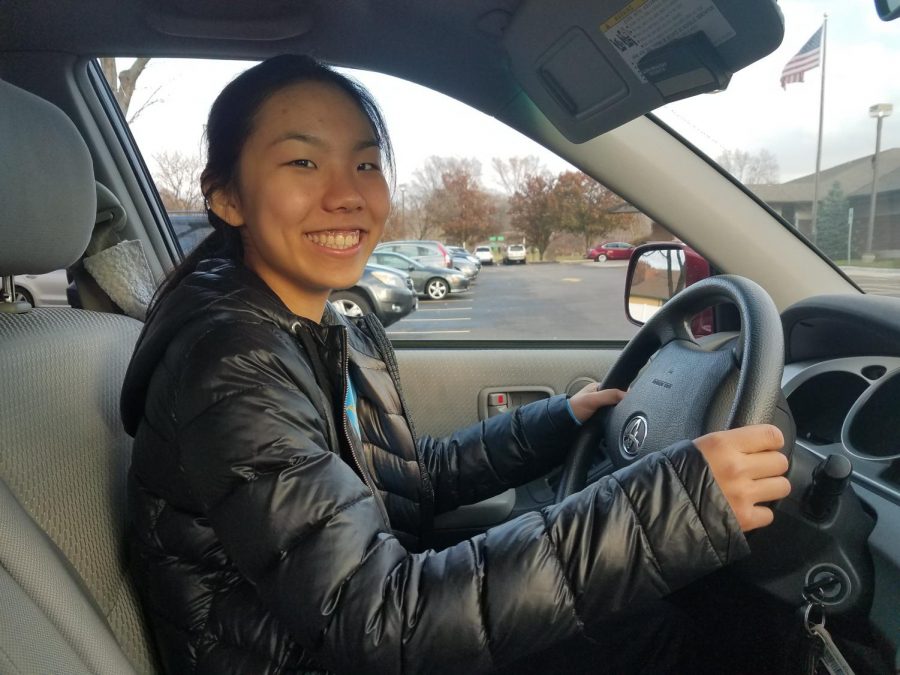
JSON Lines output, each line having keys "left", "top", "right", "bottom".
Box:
{"left": 865, "top": 103, "right": 893, "bottom": 259}
{"left": 399, "top": 184, "right": 407, "bottom": 236}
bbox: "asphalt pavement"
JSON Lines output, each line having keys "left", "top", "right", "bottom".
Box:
{"left": 385, "top": 260, "right": 900, "bottom": 341}
{"left": 386, "top": 260, "right": 640, "bottom": 341}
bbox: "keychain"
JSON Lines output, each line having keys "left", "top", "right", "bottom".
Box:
{"left": 801, "top": 602, "right": 856, "bottom": 675}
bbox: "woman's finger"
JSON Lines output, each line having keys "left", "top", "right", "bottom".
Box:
{"left": 592, "top": 388, "right": 626, "bottom": 406}
{"left": 750, "top": 475, "right": 792, "bottom": 503}
{"left": 743, "top": 449, "right": 790, "bottom": 479}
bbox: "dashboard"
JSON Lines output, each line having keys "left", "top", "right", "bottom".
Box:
{"left": 782, "top": 294, "right": 900, "bottom": 508}
{"left": 777, "top": 294, "right": 900, "bottom": 663}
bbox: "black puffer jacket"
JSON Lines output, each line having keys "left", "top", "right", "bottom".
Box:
{"left": 122, "top": 259, "right": 748, "bottom": 674}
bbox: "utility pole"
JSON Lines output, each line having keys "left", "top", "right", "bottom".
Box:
{"left": 865, "top": 104, "right": 893, "bottom": 259}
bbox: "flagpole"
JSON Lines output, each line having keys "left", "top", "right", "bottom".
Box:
{"left": 810, "top": 14, "right": 827, "bottom": 244}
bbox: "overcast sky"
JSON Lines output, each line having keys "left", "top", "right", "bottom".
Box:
{"left": 127, "top": 0, "right": 900, "bottom": 191}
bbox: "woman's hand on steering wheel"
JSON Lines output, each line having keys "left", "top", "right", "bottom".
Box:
{"left": 694, "top": 424, "right": 791, "bottom": 533}
{"left": 569, "top": 384, "right": 627, "bottom": 423}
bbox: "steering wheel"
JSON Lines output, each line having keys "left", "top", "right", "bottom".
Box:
{"left": 555, "top": 275, "right": 784, "bottom": 502}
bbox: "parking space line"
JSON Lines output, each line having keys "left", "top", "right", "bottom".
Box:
{"left": 415, "top": 306, "right": 472, "bottom": 311}
{"left": 387, "top": 330, "right": 471, "bottom": 335}
{"left": 401, "top": 317, "right": 471, "bottom": 322}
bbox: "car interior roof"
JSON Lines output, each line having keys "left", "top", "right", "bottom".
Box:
{"left": 2, "top": 0, "right": 522, "bottom": 117}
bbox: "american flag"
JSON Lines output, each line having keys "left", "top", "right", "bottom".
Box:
{"left": 781, "top": 27, "right": 822, "bottom": 89}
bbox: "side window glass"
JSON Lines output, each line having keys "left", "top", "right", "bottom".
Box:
{"left": 119, "top": 57, "right": 672, "bottom": 341}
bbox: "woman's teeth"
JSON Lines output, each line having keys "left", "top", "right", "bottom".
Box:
{"left": 306, "top": 230, "right": 361, "bottom": 250}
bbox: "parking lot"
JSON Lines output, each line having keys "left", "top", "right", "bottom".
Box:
{"left": 384, "top": 257, "right": 900, "bottom": 342}
{"left": 386, "top": 260, "right": 640, "bottom": 341}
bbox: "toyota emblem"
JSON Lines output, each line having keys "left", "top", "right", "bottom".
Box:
{"left": 621, "top": 416, "right": 649, "bottom": 456}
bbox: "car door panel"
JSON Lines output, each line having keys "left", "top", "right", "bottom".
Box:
{"left": 395, "top": 346, "right": 621, "bottom": 540}
{"left": 395, "top": 347, "right": 620, "bottom": 438}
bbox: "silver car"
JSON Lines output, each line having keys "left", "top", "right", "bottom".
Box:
{"left": 330, "top": 264, "right": 417, "bottom": 327}
{"left": 374, "top": 240, "right": 452, "bottom": 269}
{"left": 503, "top": 244, "right": 527, "bottom": 265}
{"left": 369, "top": 251, "right": 469, "bottom": 300}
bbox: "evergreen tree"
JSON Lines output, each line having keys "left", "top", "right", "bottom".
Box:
{"left": 816, "top": 182, "right": 851, "bottom": 260}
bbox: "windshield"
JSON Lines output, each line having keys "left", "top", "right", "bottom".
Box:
{"left": 656, "top": 0, "right": 900, "bottom": 298}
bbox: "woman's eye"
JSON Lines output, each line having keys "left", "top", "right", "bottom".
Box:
{"left": 290, "top": 159, "right": 317, "bottom": 168}
{"left": 358, "top": 162, "right": 381, "bottom": 172}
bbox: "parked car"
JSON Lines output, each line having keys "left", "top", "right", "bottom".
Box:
{"left": 503, "top": 243, "right": 527, "bottom": 264}
{"left": 448, "top": 246, "right": 481, "bottom": 267}
{"left": 586, "top": 241, "right": 635, "bottom": 262}
{"left": 369, "top": 251, "right": 469, "bottom": 300}
{"left": 168, "top": 211, "right": 212, "bottom": 254}
{"left": 447, "top": 248, "right": 480, "bottom": 279}
{"left": 375, "top": 240, "right": 452, "bottom": 269}
{"left": 473, "top": 245, "right": 494, "bottom": 265}
{"left": 450, "top": 255, "right": 479, "bottom": 279}
{"left": 13, "top": 269, "right": 69, "bottom": 306}
{"left": 329, "top": 264, "right": 417, "bottom": 327}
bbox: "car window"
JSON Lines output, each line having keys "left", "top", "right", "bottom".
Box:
{"left": 655, "top": 1, "right": 899, "bottom": 299}
{"left": 120, "top": 57, "right": 680, "bottom": 341}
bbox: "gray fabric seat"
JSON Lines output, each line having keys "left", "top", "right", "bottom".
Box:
{"left": 0, "top": 78, "right": 157, "bottom": 673}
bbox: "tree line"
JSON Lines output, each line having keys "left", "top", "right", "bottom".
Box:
{"left": 150, "top": 151, "right": 643, "bottom": 259}
{"left": 106, "top": 58, "right": 785, "bottom": 259}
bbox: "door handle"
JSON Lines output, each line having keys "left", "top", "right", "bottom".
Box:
{"left": 478, "top": 385, "right": 555, "bottom": 420}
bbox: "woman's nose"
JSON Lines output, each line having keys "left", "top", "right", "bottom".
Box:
{"left": 322, "top": 169, "right": 365, "bottom": 212}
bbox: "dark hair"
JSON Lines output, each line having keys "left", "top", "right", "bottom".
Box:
{"left": 152, "top": 54, "right": 395, "bottom": 307}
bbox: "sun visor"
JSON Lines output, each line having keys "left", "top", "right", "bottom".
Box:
{"left": 504, "top": 0, "right": 784, "bottom": 143}
{"left": 143, "top": 0, "right": 312, "bottom": 40}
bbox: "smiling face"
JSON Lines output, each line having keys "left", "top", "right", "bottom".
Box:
{"left": 210, "top": 80, "right": 390, "bottom": 320}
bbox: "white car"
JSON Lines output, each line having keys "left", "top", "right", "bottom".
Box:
{"left": 503, "top": 244, "right": 527, "bottom": 265}
{"left": 13, "top": 269, "right": 69, "bottom": 306}
{"left": 473, "top": 246, "right": 494, "bottom": 265}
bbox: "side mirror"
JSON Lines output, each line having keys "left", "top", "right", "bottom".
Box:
{"left": 408, "top": 265, "right": 415, "bottom": 272}
{"left": 875, "top": 0, "right": 900, "bottom": 21}
{"left": 624, "top": 242, "right": 713, "bottom": 334}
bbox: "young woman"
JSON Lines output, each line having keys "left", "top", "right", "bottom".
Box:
{"left": 121, "top": 55, "right": 790, "bottom": 674}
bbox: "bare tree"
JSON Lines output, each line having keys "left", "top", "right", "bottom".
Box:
{"left": 154, "top": 151, "right": 204, "bottom": 212}
{"left": 491, "top": 156, "right": 546, "bottom": 195}
{"left": 100, "top": 57, "right": 160, "bottom": 123}
{"left": 409, "top": 156, "right": 483, "bottom": 239}
{"left": 716, "top": 148, "right": 780, "bottom": 184}
{"left": 509, "top": 174, "right": 558, "bottom": 260}
{"left": 429, "top": 167, "right": 495, "bottom": 248}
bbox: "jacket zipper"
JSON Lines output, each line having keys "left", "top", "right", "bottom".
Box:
{"left": 362, "top": 315, "right": 435, "bottom": 528}
{"left": 339, "top": 327, "right": 391, "bottom": 528}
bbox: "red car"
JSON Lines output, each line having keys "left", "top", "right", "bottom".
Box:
{"left": 586, "top": 241, "right": 634, "bottom": 262}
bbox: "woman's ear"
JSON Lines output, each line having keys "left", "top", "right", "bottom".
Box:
{"left": 208, "top": 188, "right": 244, "bottom": 228}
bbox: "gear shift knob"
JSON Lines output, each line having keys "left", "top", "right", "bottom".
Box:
{"left": 804, "top": 454, "right": 852, "bottom": 521}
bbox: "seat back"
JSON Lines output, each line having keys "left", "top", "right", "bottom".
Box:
{"left": 0, "top": 78, "right": 157, "bottom": 673}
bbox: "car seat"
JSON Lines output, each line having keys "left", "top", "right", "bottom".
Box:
{"left": 0, "top": 78, "right": 157, "bottom": 673}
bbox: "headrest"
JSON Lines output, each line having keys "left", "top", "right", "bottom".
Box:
{"left": 0, "top": 79, "right": 96, "bottom": 275}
